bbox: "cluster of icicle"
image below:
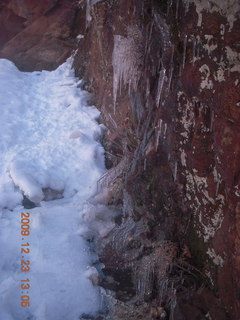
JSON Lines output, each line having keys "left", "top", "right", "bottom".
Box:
{"left": 112, "top": 26, "right": 144, "bottom": 112}
{"left": 82, "top": 0, "right": 103, "bottom": 24}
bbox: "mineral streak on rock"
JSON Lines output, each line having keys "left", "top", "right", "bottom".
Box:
{"left": 1, "top": 0, "right": 239, "bottom": 319}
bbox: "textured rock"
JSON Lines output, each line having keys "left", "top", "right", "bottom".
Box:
{"left": 7, "top": 0, "right": 59, "bottom": 18}
{"left": 0, "top": 5, "right": 26, "bottom": 49}
{"left": 73, "top": 1, "right": 240, "bottom": 319}
{"left": 0, "top": 0, "right": 78, "bottom": 70}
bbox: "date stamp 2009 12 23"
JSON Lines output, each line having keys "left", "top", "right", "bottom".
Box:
{"left": 20, "top": 212, "right": 31, "bottom": 307}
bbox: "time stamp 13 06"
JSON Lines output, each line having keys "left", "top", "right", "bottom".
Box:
{"left": 20, "top": 212, "right": 31, "bottom": 307}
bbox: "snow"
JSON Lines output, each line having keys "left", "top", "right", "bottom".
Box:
{"left": 0, "top": 58, "right": 106, "bottom": 319}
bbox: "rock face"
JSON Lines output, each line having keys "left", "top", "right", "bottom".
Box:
{"left": 0, "top": 0, "right": 78, "bottom": 70}
{"left": 1, "top": 0, "right": 240, "bottom": 319}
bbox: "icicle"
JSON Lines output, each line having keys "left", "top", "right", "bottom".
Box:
{"left": 196, "top": 35, "right": 201, "bottom": 61}
{"left": 163, "top": 123, "right": 167, "bottom": 139}
{"left": 155, "top": 119, "right": 162, "bottom": 151}
{"left": 134, "top": 256, "right": 154, "bottom": 300}
{"left": 108, "top": 113, "right": 117, "bottom": 128}
{"left": 173, "top": 162, "right": 178, "bottom": 182}
{"left": 145, "top": 78, "right": 150, "bottom": 100}
{"left": 182, "top": 35, "right": 187, "bottom": 70}
{"left": 155, "top": 132, "right": 160, "bottom": 151}
{"left": 159, "top": 278, "right": 169, "bottom": 301}
{"left": 157, "top": 57, "right": 162, "bottom": 72}
{"left": 156, "top": 68, "right": 166, "bottom": 108}
{"left": 128, "top": 80, "right": 131, "bottom": 95}
{"left": 145, "top": 21, "right": 154, "bottom": 56}
{"left": 85, "top": 0, "right": 91, "bottom": 25}
{"left": 216, "top": 179, "right": 220, "bottom": 196}
{"left": 175, "top": 0, "right": 179, "bottom": 19}
{"left": 185, "top": 0, "right": 190, "bottom": 15}
{"left": 170, "top": 45, "right": 175, "bottom": 67}
{"left": 210, "top": 110, "right": 214, "bottom": 132}
{"left": 97, "top": 156, "right": 129, "bottom": 191}
{"left": 123, "top": 192, "right": 134, "bottom": 217}
{"left": 112, "top": 35, "right": 122, "bottom": 111}
{"left": 149, "top": 21, "right": 154, "bottom": 39}
{"left": 133, "top": 5, "right": 136, "bottom": 15}
{"left": 169, "top": 286, "right": 177, "bottom": 320}
{"left": 192, "top": 36, "right": 196, "bottom": 65}
{"left": 85, "top": 0, "right": 103, "bottom": 25}
{"left": 167, "top": 66, "right": 173, "bottom": 94}
{"left": 167, "top": 46, "right": 174, "bottom": 94}
{"left": 141, "top": 1, "right": 144, "bottom": 16}
{"left": 159, "top": 118, "right": 163, "bottom": 133}
{"left": 167, "top": 0, "right": 173, "bottom": 16}
{"left": 112, "top": 28, "right": 143, "bottom": 112}
{"left": 144, "top": 158, "right": 147, "bottom": 171}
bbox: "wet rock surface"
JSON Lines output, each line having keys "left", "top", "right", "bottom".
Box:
{"left": 1, "top": 0, "right": 240, "bottom": 319}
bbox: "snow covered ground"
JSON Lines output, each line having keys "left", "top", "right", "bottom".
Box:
{"left": 0, "top": 58, "right": 106, "bottom": 319}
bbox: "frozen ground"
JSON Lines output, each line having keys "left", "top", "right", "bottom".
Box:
{"left": 0, "top": 58, "right": 106, "bottom": 319}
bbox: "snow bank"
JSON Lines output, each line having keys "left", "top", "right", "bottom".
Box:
{"left": 10, "top": 161, "right": 44, "bottom": 203}
{"left": 0, "top": 58, "right": 107, "bottom": 319}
